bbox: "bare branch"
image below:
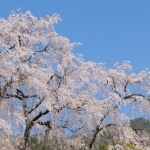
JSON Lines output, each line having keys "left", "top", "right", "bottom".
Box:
{"left": 23, "top": 45, "right": 48, "bottom": 62}
{"left": 0, "top": 78, "right": 13, "bottom": 100}
{"left": 28, "top": 97, "right": 45, "bottom": 114}
{"left": 31, "top": 109, "right": 49, "bottom": 122}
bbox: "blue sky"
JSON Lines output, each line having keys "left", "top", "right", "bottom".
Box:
{"left": 1, "top": 0, "right": 150, "bottom": 72}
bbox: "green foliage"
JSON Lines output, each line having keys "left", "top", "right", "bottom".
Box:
{"left": 99, "top": 132, "right": 111, "bottom": 145}
{"left": 29, "top": 136, "right": 43, "bottom": 150}
{"left": 29, "top": 136, "right": 68, "bottom": 150}
{"left": 120, "top": 140, "right": 143, "bottom": 150}
{"left": 130, "top": 118, "right": 150, "bottom": 132}
{"left": 99, "top": 143, "right": 109, "bottom": 150}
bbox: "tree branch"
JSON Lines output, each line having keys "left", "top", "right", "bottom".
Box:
{"left": 31, "top": 109, "right": 49, "bottom": 122}
{"left": 28, "top": 97, "right": 45, "bottom": 114}
{"left": 23, "top": 45, "right": 48, "bottom": 62}
{"left": 37, "top": 121, "right": 52, "bottom": 134}
{"left": 0, "top": 78, "right": 13, "bottom": 100}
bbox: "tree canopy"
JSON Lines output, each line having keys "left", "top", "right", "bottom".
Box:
{"left": 0, "top": 10, "right": 150, "bottom": 150}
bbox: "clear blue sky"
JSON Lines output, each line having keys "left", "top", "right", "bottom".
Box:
{"left": 1, "top": 0, "right": 150, "bottom": 73}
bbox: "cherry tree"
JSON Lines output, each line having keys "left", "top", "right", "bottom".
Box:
{"left": 0, "top": 10, "right": 150, "bottom": 150}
